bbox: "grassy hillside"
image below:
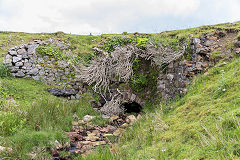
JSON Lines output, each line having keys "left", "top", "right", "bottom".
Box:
{"left": 86, "top": 54, "right": 240, "bottom": 160}
{"left": 1, "top": 21, "right": 240, "bottom": 159}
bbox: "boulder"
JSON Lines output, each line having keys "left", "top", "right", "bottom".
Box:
{"left": 15, "top": 71, "right": 25, "bottom": 78}
{"left": 15, "top": 62, "right": 24, "bottom": 67}
{"left": 47, "top": 88, "right": 78, "bottom": 97}
{"left": 5, "top": 54, "right": 12, "bottom": 65}
{"left": 8, "top": 51, "right": 17, "bottom": 56}
{"left": 13, "top": 55, "right": 22, "bottom": 63}
{"left": 28, "top": 68, "right": 39, "bottom": 75}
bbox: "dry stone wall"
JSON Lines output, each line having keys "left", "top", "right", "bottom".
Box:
{"left": 157, "top": 30, "right": 227, "bottom": 99}
{"left": 4, "top": 39, "right": 83, "bottom": 97}
{"left": 4, "top": 30, "right": 228, "bottom": 101}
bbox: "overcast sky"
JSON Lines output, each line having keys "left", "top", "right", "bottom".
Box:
{"left": 0, "top": 0, "right": 240, "bottom": 35}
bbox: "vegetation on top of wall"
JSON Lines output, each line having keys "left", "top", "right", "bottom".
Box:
{"left": 36, "top": 45, "right": 63, "bottom": 59}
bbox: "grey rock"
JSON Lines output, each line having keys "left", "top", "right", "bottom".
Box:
{"left": 8, "top": 51, "right": 17, "bottom": 56}
{"left": 15, "top": 62, "right": 24, "bottom": 67}
{"left": 204, "top": 40, "right": 215, "bottom": 47}
{"left": 17, "top": 48, "right": 27, "bottom": 54}
{"left": 38, "top": 58, "right": 44, "bottom": 64}
{"left": 5, "top": 54, "right": 12, "bottom": 64}
{"left": 15, "top": 71, "right": 25, "bottom": 78}
{"left": 70, "top": 95, "right": 76, "bottom": 100}
{"left": 167, "top": 74, "right": 174, "bottom": 81}
{"left": 75, "top": 94, "right": 81, "bottom": 100}
{"left": 32, "top": 76, "right": 40, "bottom": 80}
{"left": 39, "top": 70, "right": 45, "bottom": 76}
{"left": 47, "top": 88, "right": 78, "bottom": 97}
{"left": 13, "top": 55, "right": 22, "bottom": 63}
{"left": 10, "top": 67, "right": 20, "bottom": 73}
{"left": 27, "top": 44, "right": 39, "bottom": 54}
{"left": 22, "top": 53, "right": 29, "bottom": 59}
{"left": 56, "top": 42, "right": 68, "bottom": 49}
{"left": 192, "top": 38, "right": 201, "bottom": 44}
{"left": 29, "top": 68, "right": 39, "bottom": 75}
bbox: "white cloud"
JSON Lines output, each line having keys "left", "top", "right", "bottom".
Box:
{"left": 0, "top": 0, "right": 201, "bottom": 34}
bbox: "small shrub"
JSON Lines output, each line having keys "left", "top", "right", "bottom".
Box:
{"left": 135, "top": 37, "right": 148, "bottom": 49}
{"left": 103, "top": 37, "right": 131, "bottom": 52}
{"left": 36, "top": 45, "right": 63, "bottom": 59}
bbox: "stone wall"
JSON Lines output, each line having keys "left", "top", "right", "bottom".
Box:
{"left": 4, "top": 30, "right": 229, "bottom": 101}
{"left": 4, "top": 39, "right": 83, "bottom": 93}
{"left": 157, "top": 30, "right": 227, "bottom": 99}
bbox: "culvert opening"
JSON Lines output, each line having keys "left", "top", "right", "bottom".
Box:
{"left": 122, "top": 101, "right": 142, "bottom": 114}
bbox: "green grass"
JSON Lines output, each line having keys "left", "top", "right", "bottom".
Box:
{"left": 83, "top": 57, "right": 240, "bottom": 159}
{"left": 0, "top": 77, "right": 108, "bottom": 159}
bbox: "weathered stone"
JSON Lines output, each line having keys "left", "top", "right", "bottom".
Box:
{"left": 100, "top": 125, "right": 116, "bottom": 133}
{"left": 8, "top": 51, "right": 17, "bottom": 56}
{"left": 110, "top": 115, "right": 119, "bottom": 121}
{"left": 47, "top": 88, "right": 78, "bottom": 97}
{"left": 113, "top": 128, "right": 125, "bottom": 136}
{"left": 32, "top": 76, "right": 40, "bottom": 80}
{"left": 38, "top": 58, "right": 44, "bottom": 64}
{"left": 13, "top": 55, "right": 22, "bottom": 63}
{"left": 126, "top": 115, "right": 137, "bottom": 125}
{"left": 39, "top": 70, "right": 45, "bottom": 76}
{"left": 15, "top": 62, "right": 23, "bottom": 67}
{"left": 15, "top": 71, "right": 25, "bottom": 78}
{"left": 83, "top": 115, "right": 96, "bottom": 122}
{"left": 17, "top": 48, "right": 27, "bottom": 54}
{"left": 120, "top": 123, "right": 129, "bottom": 128}
{"left": 85, "top": 135, "right": 99, "bottom": 141}
{"left": 27, "top": 44, "right": 39, "bottom": 54}
{"left": 29, "top": 68, "right": 39, "bottom": 75}
{"left": 5, "top": 54, "right": 12, "bottom": 64}
{"left": 0, "top": 146, "right": 12, "bottom": 153}
{"left": 192, "top": 37, "right": 201, "bottom": 44}
{"left": 204, "top": 40, "right": 215, "bottom": 47}
{"left": 130, "top": 94, "right": 137, "bottom": 101}
{"left": 167, "top": 74, "right": 174, "bottom": 81}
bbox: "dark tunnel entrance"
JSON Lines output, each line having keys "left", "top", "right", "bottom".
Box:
{"left": 122, "top": 101, "right": 142, "bottom": 114}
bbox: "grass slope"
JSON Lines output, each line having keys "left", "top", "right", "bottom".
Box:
{"left": 85, "top": 57, "right": 240, "bottom": 160}
{"left": 0, "top": 75, "right": 108, "bottom": 159}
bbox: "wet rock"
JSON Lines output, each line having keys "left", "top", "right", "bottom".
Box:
{"left": 47, "top": 88, "right": 78, "bottom": 97}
